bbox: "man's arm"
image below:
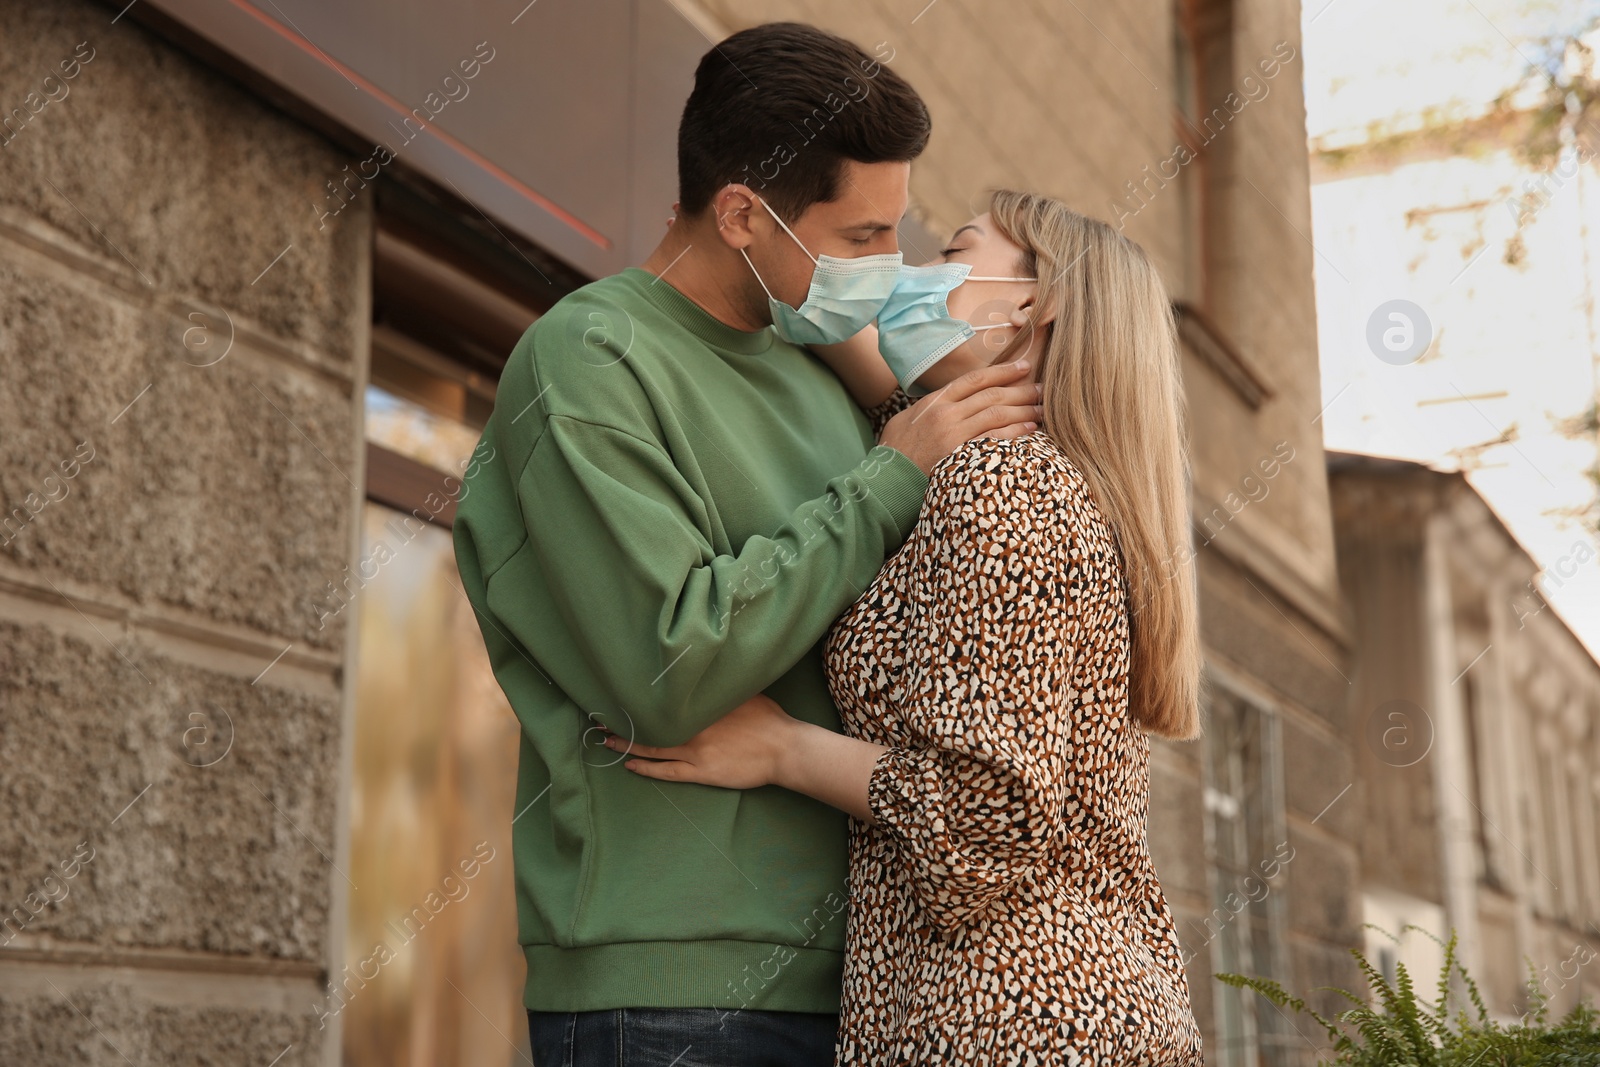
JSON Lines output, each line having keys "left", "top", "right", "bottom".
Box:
{"left": 489, "top": 413, "right": 925, "bottom": 747}
{"left": 475, "top": 358, "right": 1041, "bottom": 749}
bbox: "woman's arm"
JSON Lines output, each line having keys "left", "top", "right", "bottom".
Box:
{"left": 858, "top": 441, "right": 1091, "bottom": 933}
{"left": 810, "top": 325, "right": 899, "bottom": 410}
{"left": 811, "top": 322, "right": 993, "bottom": 403}
{"left": 810, "top": 324, "right": 1025, "bottom": 428}
{"left": 775, "top": 717, "right": 887, "bottom": 823}
{"left": 607, "top": 693, "right": 886, "bottom": 823}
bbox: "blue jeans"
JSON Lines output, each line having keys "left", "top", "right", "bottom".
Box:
{"left": 526, "top": 1007, "right": 839, "bottom": 1067}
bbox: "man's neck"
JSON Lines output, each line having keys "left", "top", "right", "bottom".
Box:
{"left": 638, "top": 225, "right": 770, "bottom": 333}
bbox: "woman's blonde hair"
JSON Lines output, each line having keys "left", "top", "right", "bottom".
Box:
{"left": 987, "top": 189, "right": 1201, "bottom": 740}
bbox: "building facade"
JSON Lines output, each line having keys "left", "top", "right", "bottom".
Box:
{"left": 0, "top": 0, "right": 1356, "bottom": 1064}
{"left": 1330, "top": 454, "right": 1600, "bottom": 1023}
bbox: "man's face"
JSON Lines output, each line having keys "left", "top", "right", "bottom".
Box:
{"left": 746, "top": 158, "right": 909, "bottom": 313}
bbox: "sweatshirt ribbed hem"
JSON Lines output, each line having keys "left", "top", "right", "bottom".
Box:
{"left": 523, "top": 940, "right": 843, "bottom": 1013}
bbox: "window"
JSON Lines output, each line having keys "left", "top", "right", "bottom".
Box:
{"left": 1568, "top": 752, "right": 1600, "bottom": 931}
{"left": 1582, "top": 761, "right": 1600, "bottom": 931}
{"left": 1537, "top": 740, "right": 1566, "bottom": 920}
{"left": 340, "top": 191, "right": 552, "bottom": 1066}
{"left": 1169, "top": 0, "right": 1274, "bottom": 409}
{"left": 1171, "top": 0, "right": 1236, "bottom": 313}
{"left": 1544, "top": 745, "right": 1578, "bottom": 924}
{"left": 1170, "top": 0, "right": 1210, "bottom": 307}
{"left": 1202, "top": 685, "right": 1294, "bottom": 1067}
{"left": 1460, "top": 675, "right": 1497, "bottom": 889}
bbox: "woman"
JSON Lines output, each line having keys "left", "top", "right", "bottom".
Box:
{"left": 605, "top": 190, "right": 1204, "bottom": 1065}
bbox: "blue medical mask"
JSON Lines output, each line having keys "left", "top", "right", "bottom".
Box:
{"left": 876, "top": 262, "right": 1038, "bottom": 393}
{"left": 739, "top": 197, "right": 902, "bottom": 346}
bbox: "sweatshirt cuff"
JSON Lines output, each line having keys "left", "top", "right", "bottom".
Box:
{"left": 859, "top": 445, "right": 929, "bottom": 540}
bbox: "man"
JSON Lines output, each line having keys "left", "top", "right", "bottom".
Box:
{"left": 452, "top": 21, "right": 1043, "bottom": 1066}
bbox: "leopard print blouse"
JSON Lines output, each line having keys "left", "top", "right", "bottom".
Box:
{"left": 822, "top": 429, "right": 1203, "bottom": 1066}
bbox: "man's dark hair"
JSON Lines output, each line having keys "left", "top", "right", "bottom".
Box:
{"left": 676, "top": 22, "right": 931, "bottom": 222}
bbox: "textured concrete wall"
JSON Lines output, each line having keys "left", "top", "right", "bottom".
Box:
{"left": 0, "top": 1, "right": 369, "bottom": 1063}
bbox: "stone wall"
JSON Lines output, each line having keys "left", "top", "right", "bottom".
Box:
{"left": 0, "top": 1, "right": 369, "bottom": 1063}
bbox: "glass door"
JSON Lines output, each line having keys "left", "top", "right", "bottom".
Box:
{"left": 342, "top": 214, "right": 544, "bottom": 1066}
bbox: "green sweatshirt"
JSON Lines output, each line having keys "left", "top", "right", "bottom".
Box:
{"left": 452, "top": 267, "right": 929, "bottom": 1014}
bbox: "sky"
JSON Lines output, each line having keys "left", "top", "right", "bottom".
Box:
{"left": 1303, "top": 0, "right": 1600, "bottom": 658}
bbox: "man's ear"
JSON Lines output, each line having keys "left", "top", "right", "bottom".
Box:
{"left": 712, "top": 184, "right": 761, "bottom": 250}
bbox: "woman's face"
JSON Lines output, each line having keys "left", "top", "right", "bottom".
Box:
{"left": 926, "top": 212, "right": 1037, "bottom": 364}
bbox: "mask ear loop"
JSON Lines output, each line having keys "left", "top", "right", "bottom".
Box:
{"left": 974, "top": 300, "right": 1042, "bottom": 365}
{"left": 1008, "top": 309, "right": 1042, "bottom": 364}
{"left": 755, "top": 195, "right": 820, "bottom": 265}
{"left": 740, "top": 247, "right": 778, "bottom": 302}
{"left": 961, "top": 275, "right": 1041, "bottom": 349}
{"left": 742, "top": 194, "right": 820, "bottom": 304}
